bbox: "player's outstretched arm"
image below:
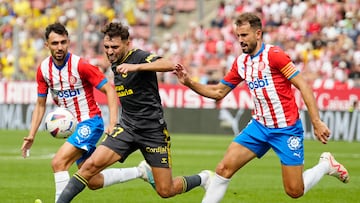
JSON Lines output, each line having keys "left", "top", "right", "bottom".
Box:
{"left": 290, "top": 72, "right": 331, "bottom": 144}
{"left": 21, "top": 97, "right": 47, "bottom": 158}
{"left": 174, "top": 63, "right": 231, "bottom": 101}
{"left": 98, "top": 82, "right": 119, "bottom": 135}
{"left": 116, "top": 58, "right": 175, "bottom": 74}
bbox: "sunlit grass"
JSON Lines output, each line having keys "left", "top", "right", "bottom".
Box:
{"left": 1, "top": 130, "right": 359, "bottom": 203}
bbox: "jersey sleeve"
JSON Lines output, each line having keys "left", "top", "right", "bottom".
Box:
{"left": 36, "top": 66, "right": 48, "bottom": 97}
{"left": 78, "top": 58, "right": 108, "bottom": 89}
{"left": 138, "top": 49, "right": 161, "bottom": 63}
{"left": 221, "top": 57, "right": 244, "bottom": 89}
{"left": 268, "top": 46, "right": 299, "bottom": 80}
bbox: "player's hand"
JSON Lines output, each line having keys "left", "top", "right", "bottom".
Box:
{"left": 313, "top": 120, "right": 331, "bottom": 144}
{"left": 116, "top": 63, "right": 138, "bottom": 74}
{"left": 174, "top": 63, "right": 190, "bottom": 85}
{"left": 104, "top": 123, "right": 117, "bottom": 136}
{"left": 21, "top": 136, "right": 34, "bottom": 158}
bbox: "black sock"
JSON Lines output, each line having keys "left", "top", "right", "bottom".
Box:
{"left": 56, "top": 173, "right": 88, "bottom": 203}
{"left": 181, "top": 175, "right": 201, "bottom": 193}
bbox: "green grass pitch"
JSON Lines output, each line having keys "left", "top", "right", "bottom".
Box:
{"left": 1, "top": 130, "right": 359, "bottom": 203}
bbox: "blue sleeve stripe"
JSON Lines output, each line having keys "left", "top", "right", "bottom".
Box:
{"left": 96, "top": 78, "right": 108, "bottom": 89}
{"left": 288, "top": 70, "right": 300, "bottom": 80}
{"left": 221, "top": 79, "right": 236, "bottom": 89}
{"left": 38, "top": 93, "right": 47, "bottom": 97}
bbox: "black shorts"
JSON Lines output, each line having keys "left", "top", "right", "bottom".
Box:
{"left": 100, "top": 124, "right": 172, "bottom": 168}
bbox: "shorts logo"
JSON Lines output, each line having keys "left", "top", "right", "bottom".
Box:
{"left": 287, "top": 136, "right": 301, "bottom": 150}
{"left": 146, "top": 146, "right": 168, "bottom": 154}
{"left": 78, "top": 125, "right": 91, "bottom": 139}
{"left": 161, "top": 158, "right": 168, "bottom": 164}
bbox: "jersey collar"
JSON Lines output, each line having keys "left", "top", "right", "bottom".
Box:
{"left": 250, "top": 43, "right": 265, "bottom": 59}
{"left": 52, "top": 52, "right": 70, "bottom": 70}
{"left": 116, "top": 49, "right": 136, "bottom": 65}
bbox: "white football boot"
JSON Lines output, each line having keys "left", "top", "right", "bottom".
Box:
{"left": 138, "top": 160, "right": 156, "bottom": 189}
{"left": 319, "top": 152, "right": 350, "bottom": 183}
{"left": 199, "top": 170, "right": 215, "bottom": 190}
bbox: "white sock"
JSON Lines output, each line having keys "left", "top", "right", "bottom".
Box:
{"left": 54, "top": 171, "right": 70, "bottom": 203}
{"left": 101, "top": 167, "right": 141, "bottom": 187}
{"left": 303, "top": 161, "right": 329, "bottom": 194}
{"left": 198, "top": 171, "right": 209, "bottom": 187}
{"left": 202, "top": 173, "right": 230, "bottom": 203}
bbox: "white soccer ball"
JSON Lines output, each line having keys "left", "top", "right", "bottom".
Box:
{"left": 44, "top": 108, "right": 77, "bottom": 139}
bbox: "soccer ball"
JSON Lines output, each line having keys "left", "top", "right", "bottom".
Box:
{"left": 44, "top": 108, "right": 77, "bottom": 139}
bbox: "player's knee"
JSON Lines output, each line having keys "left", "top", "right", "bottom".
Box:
{"left": 81, "top": 158, "right": 102, "bottom": 173}
{"left": 156, "top": 189, "right": 172, "bottom": 198}
{"left": 87, "top": 183, "right": 102, "bottom": 190}
{"left": 215, "top": 162, "right": 225, "bottom": 172}
{"left": 155, "top": 186, "right": 174, "bottom": 198}
{"left": 51, "top": 158, "right": 66, "bottom": 171}
{"left": 285, "top": 186, "right": 304, "bottom": 198}
{"left": 87, "top": 183, "right": 100, "bottom": 190}
{"left": 215, "top": 162, "right": 233, "bottom": 178}
{"left": 87, "top": 176, "right": 103, "bottom": 191}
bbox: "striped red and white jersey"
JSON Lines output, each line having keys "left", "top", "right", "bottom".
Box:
{"left": 222, "top": 43, "right": 300, "bottom": 128}
{"left": 36, "top": 53, "right": 106, "bottom": 122}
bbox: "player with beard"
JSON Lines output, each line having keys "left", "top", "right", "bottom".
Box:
{"left": 21, "top": 22, "right": 121, "bottom": 202}
{"left": 174, "top": 12, "right": 350, "bottom": 202}
{"left": 56, "top": 22, "right": 212, "bottom": 203}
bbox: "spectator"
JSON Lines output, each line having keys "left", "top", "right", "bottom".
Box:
{"left": 2, "top": 0, "right": 360, "bottom": 89}
{"left": 155, "top": 1, "right": 176, "bottom": 28}
{"left": 211, "top": 1, "right": 226, "bottom": 28}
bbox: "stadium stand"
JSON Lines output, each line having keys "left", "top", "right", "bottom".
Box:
{"left": 1, "top": 0, "right": 359, "bottom": 89}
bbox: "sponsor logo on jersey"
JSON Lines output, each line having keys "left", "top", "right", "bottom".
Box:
{"left": 115, "top": 85, "right": 133, "bottom": 97}
{"left": 247, "top": 76, "right": 269, "bottom": 90}
{"left": 57, "top": 89, "right": 81, "bottom": 98}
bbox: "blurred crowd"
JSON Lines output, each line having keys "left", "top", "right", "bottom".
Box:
{"left": 1, "top": 0, "right": 360, "bottom": 89}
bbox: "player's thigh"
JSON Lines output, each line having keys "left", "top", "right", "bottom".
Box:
{"left": 80, "top": 145, "right": 121, "bottom": 175}
{"left": 100, "top": 126, "right": 137, "bottom": 163}
{"left": 52, "top": 142, "right": 83, "bottom": 169}
{"left": 139, "top": 127, "right": 171, "bottom": 168}
{"left": 217, "top": 142, "right": 257, "bottom": 178}
{"left": 281, "top": 164, "right": 304, "bottom": 190}
{"left": 270, "top": 119, "right": 304, "bottom": 166}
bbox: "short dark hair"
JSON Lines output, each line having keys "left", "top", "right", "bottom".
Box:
{"left": 101, "top": 22, "right": 130, "bottom": 40}
{"left": 45, "top": 22, "right": 68, "bottom": 40}
{"left": 234, "top": 12, "right": 262, "bottom": 30}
